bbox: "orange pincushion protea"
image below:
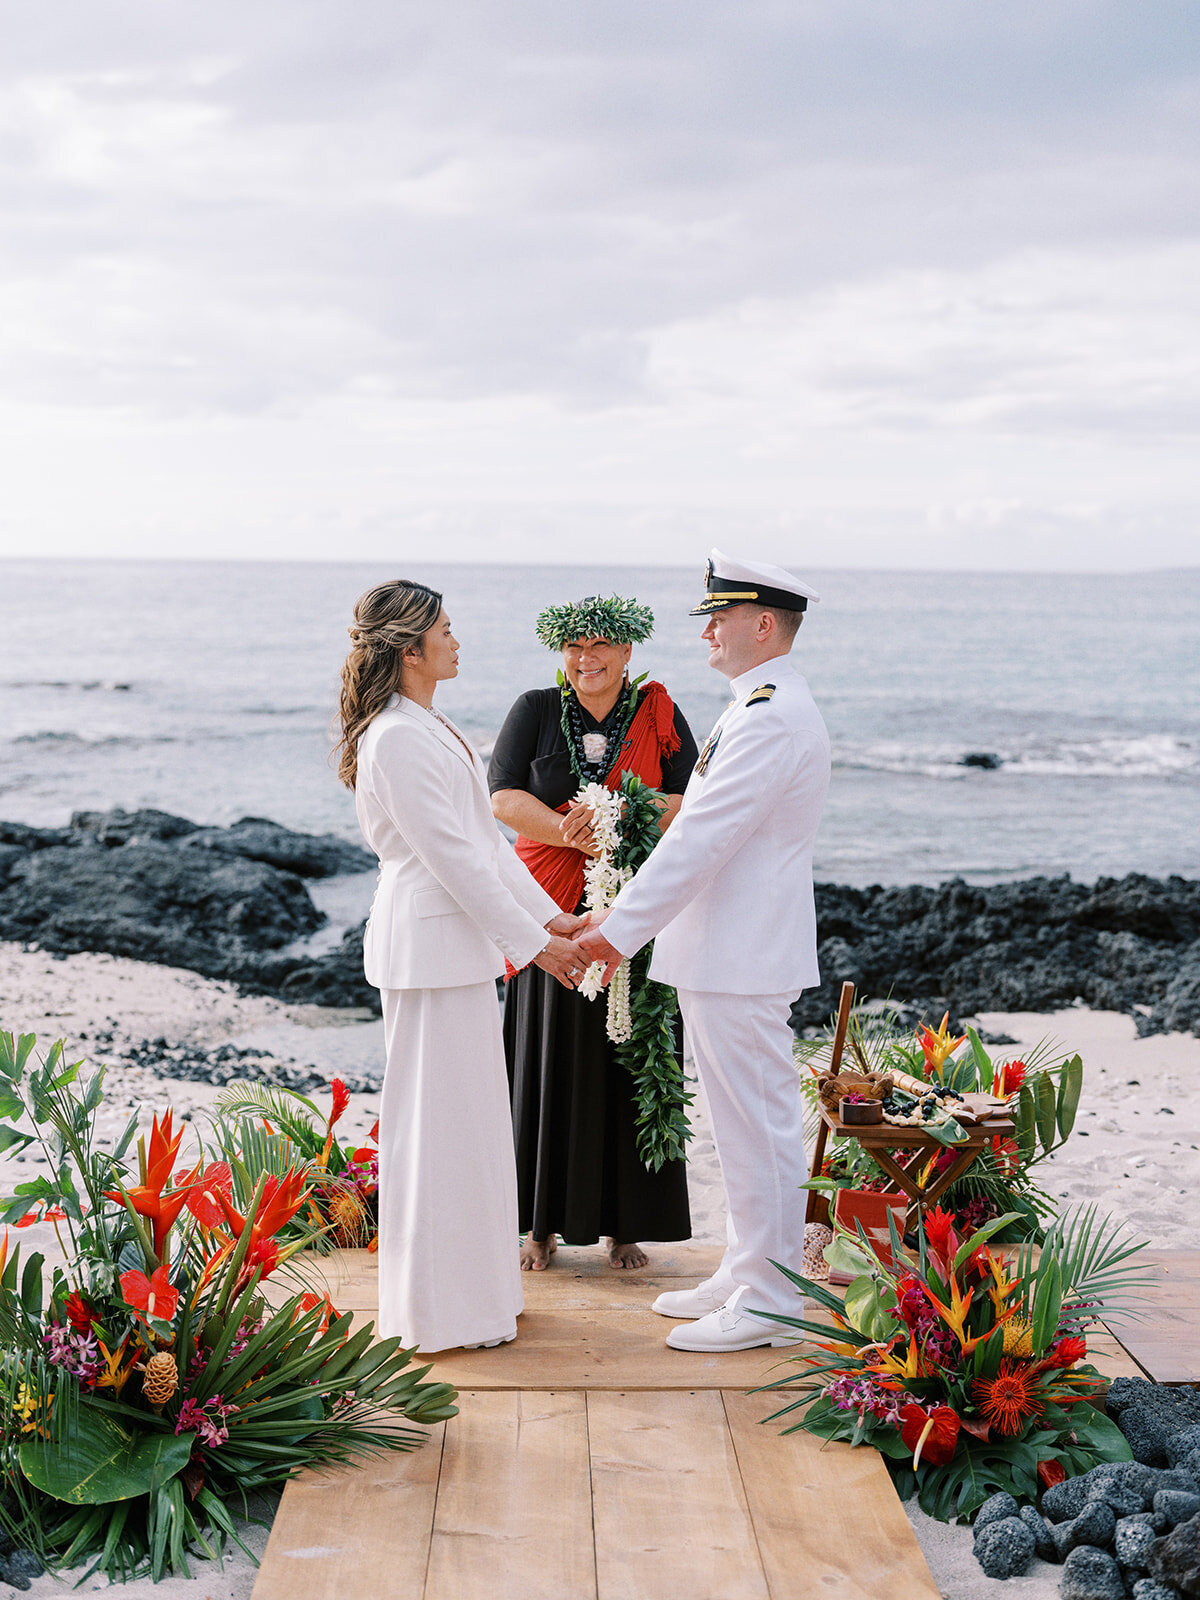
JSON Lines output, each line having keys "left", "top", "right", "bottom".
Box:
{"left": 325, "top": 1187, "right": 370, "bottom": 1247}
{"left": 974, "top": 1359, "right": 1042, "bottom": 1435}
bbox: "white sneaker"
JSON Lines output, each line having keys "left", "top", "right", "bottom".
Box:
{"left": 651, "top": 1281, "right": 731, "bottom": 1319}
{"left": 665, "top": 1306, "right": 801, "bottom": 1353}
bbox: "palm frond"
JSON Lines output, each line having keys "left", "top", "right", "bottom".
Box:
{"left": 1015, "top": 1205, "right": 1158, "bottom": 1327}
{"left": 213, "top": 1083, "right": 324, "bottom": 1154}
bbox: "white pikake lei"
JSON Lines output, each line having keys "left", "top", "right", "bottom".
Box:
{"left": 573, "top": 780, "right": 633, "bottom": 1042}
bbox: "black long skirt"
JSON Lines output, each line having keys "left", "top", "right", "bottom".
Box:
{"left": 503, "top": 963, "right": 692, "bottom": 1245}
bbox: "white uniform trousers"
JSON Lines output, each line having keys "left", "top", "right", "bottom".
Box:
{"left": 677, "top": 988, "right": 808, "bottom": 1320}
{"left": 378, "top": 982, "right": 523, "bottom": 1352}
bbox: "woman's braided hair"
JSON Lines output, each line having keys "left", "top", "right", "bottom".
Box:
{"left": 335, "top": 579, "right": 443, "bottom": 788}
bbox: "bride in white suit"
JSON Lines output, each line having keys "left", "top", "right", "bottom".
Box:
{"left": 336, "top": 579, "right": 586, "bottom": 1352}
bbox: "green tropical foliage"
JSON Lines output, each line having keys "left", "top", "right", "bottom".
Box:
{"left": 0, "top": 1031, "right": 454, "bottom": 1582}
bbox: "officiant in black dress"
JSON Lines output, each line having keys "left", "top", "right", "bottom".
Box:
{"left": 488, "top": 596, "right": 696, "bottom": 1270}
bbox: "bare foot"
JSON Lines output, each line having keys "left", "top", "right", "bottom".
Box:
{"left": 605, "top": 1238, "right": 648, "bottom": 1269}
{"left": 520, "top": 1234, "right": 557, "bottom": 1271}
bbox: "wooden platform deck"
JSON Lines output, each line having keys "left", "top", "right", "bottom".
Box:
{"left": 252, "top": 1245, "right": 1192, "bottom": 1600}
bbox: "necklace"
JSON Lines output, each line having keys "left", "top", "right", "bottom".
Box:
{"left": 560, "top": 680, "right": 638, "bottom": 786}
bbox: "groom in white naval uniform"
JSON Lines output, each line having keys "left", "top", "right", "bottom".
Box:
{"left": 577, "top": 550, "right": 830, "bottom": 1352}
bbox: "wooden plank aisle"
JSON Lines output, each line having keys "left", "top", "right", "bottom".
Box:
{"left": 1106, "top": 1251, "right": 1200, "bottom": 1385}
{"left": 255, "top": 1245, "right": 941, "bottom": 1600}
{"left": 725, "top": 1390, "right": 941, "bottom": 1600}
{"left": 588, "top": 1390, "right": 770, "bottom": 1600}
{"left": 425, "top": 1391, "right": 594, "bottom": 1600}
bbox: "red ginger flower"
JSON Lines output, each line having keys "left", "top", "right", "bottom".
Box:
{"left": 899, "top": 1403, "right": 961, "bottom": 1468}
{"left": 992, "top": 1059, "right": 1027, "bottom": 1098}
{"left": 922, "top": 1204, "right": 959, "bottom": 1276}
{"left": 318, "top": 1079, "right": 351, "bottom": 1169}
{"left": 120, "top": 1264, "right": 179, "bottom": 1322}
{"left": 1048, "top": 1335, "right": 1087, "bottom": 1369}
{"left": 64, "top": 1290, "right": 96, "bottom": 1331}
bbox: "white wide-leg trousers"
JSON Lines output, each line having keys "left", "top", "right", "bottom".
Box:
{"left": 676, "top": 988, "right": 808, "bottom": 1320}
{"left": 378, "top": 982, "right": 523, "bottom": 1352}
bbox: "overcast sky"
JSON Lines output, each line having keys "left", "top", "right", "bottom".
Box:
{"left": 0, "top": 1, "right": 1196, "bottom": 569}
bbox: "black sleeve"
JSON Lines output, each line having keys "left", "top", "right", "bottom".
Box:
{"left": 488, "top": 691, "right": 546, "bottom": 794}
{"left": 660, "top": 705, "right": 699, "bottom": 793}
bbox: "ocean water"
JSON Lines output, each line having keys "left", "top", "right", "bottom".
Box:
{"left": 1, "top": 560, "right": 1197, "bottom": 887}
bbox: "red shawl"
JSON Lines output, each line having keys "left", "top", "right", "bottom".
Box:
{"left": 508, "top": 680, "right": 680, "bottom": 973}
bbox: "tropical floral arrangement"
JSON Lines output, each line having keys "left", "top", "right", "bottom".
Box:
{"left": 213, "top": 1077, "right": 379, "bottom": 1250}
{"left": 762, "top": 1204, "right": 1151, "bottom": 1521}
{"left": 798, "top": 1003, "right": 1084, "bottom": 1242}
{"left": 575, "top": 771, "right": 692, "bottom": 1171}
{"left": 0, "top": 1032, "right": 456, "bottom": 1582}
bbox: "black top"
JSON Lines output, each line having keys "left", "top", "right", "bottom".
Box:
{"left": 488, "top": 687, "right": 700, "bottom": 810}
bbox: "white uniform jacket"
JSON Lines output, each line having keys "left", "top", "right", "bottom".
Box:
{"left": 602, "top": 659, "right": 830, "bottom": 995}
{"left": 356, "top": 696, "right": 560, "bottom": 990}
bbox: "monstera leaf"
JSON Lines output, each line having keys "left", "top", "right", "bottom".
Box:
{"left": 20, "top": 1402, "right": 193, "bottom": 1504}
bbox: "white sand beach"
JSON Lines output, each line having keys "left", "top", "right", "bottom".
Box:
{"left": 2, "top": 941, "right": 1197, "bottom": 1598}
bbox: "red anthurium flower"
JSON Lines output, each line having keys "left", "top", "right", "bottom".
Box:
{"left": 367, "top": 1118, "right": 379, "bottom": 1143}
{"left": 14, "top": 1206, "right": 67, "bottom": 1227}
{"left": 120, "top": 1264, "right": 179, "bottom": 1322}
{"left": 65, "top": 1290, "right": 96, "bottom": 1331}
{"left": 181, "top": 1162, "right": 233, "bottom": 1229}
{"left": 1037, "top": 1459, "right": 1067, "bottom": 1490}
{"left": 899, "top": 1403, "right": 961, "bottom": 1469}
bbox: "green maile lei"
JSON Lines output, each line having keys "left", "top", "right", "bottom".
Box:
{"left": 607, "top": 772, "right": 693, "bottom": 1171}
{"left": 560, "top": 672, "right": 692, "bottom": 1170}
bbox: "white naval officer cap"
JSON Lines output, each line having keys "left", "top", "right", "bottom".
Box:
{"left": 688, "top": 548, "right": 821, "bottom": 616}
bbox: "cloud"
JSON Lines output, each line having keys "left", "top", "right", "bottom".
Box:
{"left": 0, "top": 0, "right": 1196, "bottom": 562}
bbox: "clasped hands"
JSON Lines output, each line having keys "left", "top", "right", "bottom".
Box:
{"left": 534, "top": 909, "right": 624, "bottom": 990}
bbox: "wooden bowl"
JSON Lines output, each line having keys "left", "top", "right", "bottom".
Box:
{"left": 839, "top": 1096, "right": 883, "bottom": 1125}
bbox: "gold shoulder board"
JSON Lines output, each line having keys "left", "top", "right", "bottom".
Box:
{"left": 746, "top": 683, "right": 776, "bottom": 705}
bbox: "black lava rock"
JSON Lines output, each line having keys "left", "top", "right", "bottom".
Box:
{"left": 1, "top": 1547, "right": 44, "bottom": 1590}
{"left": 974, "top": 1516, "right": 1035, "bottom": 1579}
{"left": 0, "top": 806, "right": 383, "bottom": 1009}
{"left": 788, "top": 874, "right": 1200, "bottom": 1037}
{"left": 1156, "top": 1489, "right": 1200, "bottom": 1527}
{"left": 1168, "top": 1428, "right": 1200, "bottom": 1470}
{"left": 1114, "top": 1515, "right": 1162, "bottom": 1570}
{"left": 973, "top": 1492, "right": 1021, "bottom": 1534}
{"left": 1044, "top": 1475, "right": 1096, "bottom": 1523}
{"left": 1050, "top": 1501, "right": 1118, "bottom": 1561}
{"left": 1132, "top": 1580, "right": 1180, "bottom": 1600}
{"left": 71, "top": 806, "right": 200, "bottom": 845}
{"left": 1019, "top": 1504, "right": 1057, "bottom": 1561}
{"left": 1060, "top": 1544, "right": 1126, "bottom": 1600}
{"left": 960, "top": 751, "right": 1003, "bottom": 769}
{"left": 1108, "top": 1380, "right": 1200, "bottom": 1468}
{"left": 180, "top": 815, "right": 373, "bottom": 878}
{"left": 1151, "top": 1509, "right": 1200, "bottom": 1594}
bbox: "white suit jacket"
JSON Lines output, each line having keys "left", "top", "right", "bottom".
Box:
{"left": 355, "top": 696, "right": 559, "bottom": 990}
{"left": 602, "top": 659, "right": 830, "bottom": 996}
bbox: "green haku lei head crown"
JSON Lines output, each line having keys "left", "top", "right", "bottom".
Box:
{"left": 534, "top": 594, "right": 655, "bottom": 651}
